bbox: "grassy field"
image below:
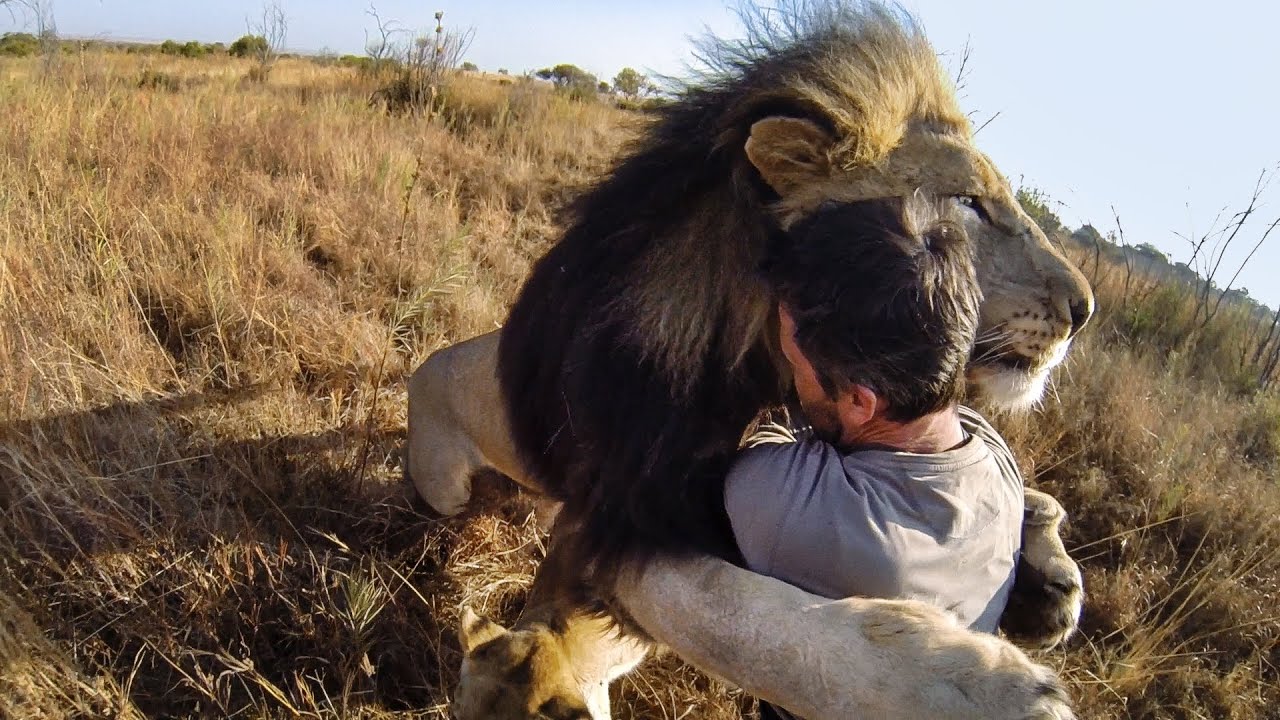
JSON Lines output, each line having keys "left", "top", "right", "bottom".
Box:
{"left": 2, "top": 52, "right": 1279, "bottom": 719}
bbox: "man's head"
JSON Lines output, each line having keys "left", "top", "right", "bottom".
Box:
{"left": 769, "top": 194, "right": 981, "bottom": 445}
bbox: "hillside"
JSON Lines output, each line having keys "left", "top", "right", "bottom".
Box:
{"left": 2, "top": 52, "right": 1279, "bottom": 720}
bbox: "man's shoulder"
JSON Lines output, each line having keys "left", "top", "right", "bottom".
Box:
{"left": 726, "top": 438, "right": 835, "bottom": 503}
{"left": 956, "top": 405, "right": 1023, "bottom": 486}
{"left": 724, "top": 438, "right": 847, "bottom": 574}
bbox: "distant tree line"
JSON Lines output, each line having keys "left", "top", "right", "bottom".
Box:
{"left": 1020, "top": 181, "right": 1280, "bottom": 391}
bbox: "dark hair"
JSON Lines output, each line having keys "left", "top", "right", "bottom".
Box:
{"left": 768, "top": 195, "right": 981, "bottom": 422}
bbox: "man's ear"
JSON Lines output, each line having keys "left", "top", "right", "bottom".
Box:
{"left": 458, "top": 606, "right": 508, "bottom": 653}
{"left": 837, "top": 384, "right": 878, "bottom": 432}
{"left": 744, "top": 117, "right": 834, "bottom": 197}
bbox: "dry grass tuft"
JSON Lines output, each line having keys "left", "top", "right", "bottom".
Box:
{"left": 2, "top": 50, "right": 1277, "bottom": 720}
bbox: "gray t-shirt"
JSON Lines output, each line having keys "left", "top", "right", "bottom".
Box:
{"left": 725, "top": 406, "right": 1023, "bottom": 633}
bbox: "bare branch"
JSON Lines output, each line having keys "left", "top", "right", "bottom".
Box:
{"left": 1195, "top": 168, "right": 1270, "bottom": 325}
{"left": 973, "top": 111, "right": 1001, "bottom": 137}
{"left": 1111, "top": 205, "right": 1134, "bottom": 306}
{"left": 369, "top": 9, "right": 475, "bottom": 115}
{"left": 364, "top": 3, "right": 406, "bottom": 69}
{"left": 952, "top": 37, "right": 973, "bottom": 91}
{"left": 1203, "top": 215, "right": 1280, "bottom": 328}
{"left": 245, "top": 0, "right": 287, "bottom": 80}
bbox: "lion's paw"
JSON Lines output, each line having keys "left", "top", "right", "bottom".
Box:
{"left": 1000, "top": 488, "right": 1084, "bottom": 649}
{"left": 856, "top": 601, "right": 1074, "bottom": 720}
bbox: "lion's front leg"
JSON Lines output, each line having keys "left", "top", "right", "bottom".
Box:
{"left": 1000, "top": 487, "right": 1084, "bottom": 649}
{"left": 617, "top": 555, "right": 1074, "bottom": 720}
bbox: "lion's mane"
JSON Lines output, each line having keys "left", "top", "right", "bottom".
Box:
{"left": 498, "top": 3, "right": 970, "bottom": 592}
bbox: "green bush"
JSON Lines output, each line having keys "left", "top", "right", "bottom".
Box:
{"left": 0, "top": 32, "right": 41, "bottom": 57}
{"left": 179, "top": 41, "right": 205, "bottom": 58}
{"left": 229, "top": 34, "right": 268, "bottom": 58}
{"left": 338, "top": 54, "right": 374, "bottom": 72}
{"left": 159, "top": 39, "right": 182, "bottom": 56}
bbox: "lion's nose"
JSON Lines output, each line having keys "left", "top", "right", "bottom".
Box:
{"left": 1067, "top": 296, "right": 1093, "bottom": 338}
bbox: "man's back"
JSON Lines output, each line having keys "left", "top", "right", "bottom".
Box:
{"left": 725, "top": 407, "right": 1023, "bottom": 632}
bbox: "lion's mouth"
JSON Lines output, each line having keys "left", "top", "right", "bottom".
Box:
{"left": 966, "top": 338, "right": 1071, "bottom": 410}
{"left": 971, "top": 341, "right": 1037, "bottom": 373}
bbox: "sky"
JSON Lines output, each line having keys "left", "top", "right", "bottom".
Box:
{"left": 11, "top": 0, "right": 1280, "bottom": 310}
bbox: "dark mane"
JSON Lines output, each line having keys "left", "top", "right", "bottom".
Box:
{"left": 497, "top": 1, "right": 955, "bottom": 595}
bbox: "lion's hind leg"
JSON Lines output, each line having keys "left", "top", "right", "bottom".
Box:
{"left": 407, "top": 331, "right": 535, "bottom": 516}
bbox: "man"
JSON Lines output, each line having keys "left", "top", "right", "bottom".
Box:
{"left": 727, "top": 196, "right": 1025, "bottom": 719}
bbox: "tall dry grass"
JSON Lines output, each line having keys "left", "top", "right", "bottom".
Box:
{"left": 2, "top": 50, "right": 1278, "bottom": 720}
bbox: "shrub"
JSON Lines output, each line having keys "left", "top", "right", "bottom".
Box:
{"left": 179, "top": 40, "right": 205, "bottom": 58}
{"left": 244, "top": 65, "right": 270, "bottom": 84}
{"left": 137, "top": 69, "right": 182, "bottom": 92}
{"left": 159, "top": 39, "right": 182, "bottom": 56}
{"left": 0, "top": 32, "right": 39, "bottom": 57}
{"left": 616, "top": 96, "right": 671, "bottom": 113}
{"left": 1238, "top": 395, "right": 1280, "bottom": 467}
{"left": 229, "top": 34, "right": 268, "bottom": 58}
{"left": 338, "top": 54, "right": 374, "bottom": 72}
{"left": 460, "top": 61, "right": 478, "bottom": 72}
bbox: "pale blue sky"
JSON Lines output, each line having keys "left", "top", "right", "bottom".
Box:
{"left": 15, "top": 1, "right": 1280, "bottom": 310}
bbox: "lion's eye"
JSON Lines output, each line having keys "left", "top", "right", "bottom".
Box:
{"left": 956, "top": 195, "right": 990, "bottom": 222}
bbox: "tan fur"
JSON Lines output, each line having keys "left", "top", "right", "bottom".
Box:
{"left": 453, "top": 603, "right": 647, "bottom": 720}
{"left": 406, "top": 331, "right": 528, "bottom": 516}
{"left": 616, "top": 555, "right": 1074, "bottom": 720}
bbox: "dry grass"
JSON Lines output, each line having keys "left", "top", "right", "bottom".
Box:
{"left": 2, "top": 50, "right": 1278, "bottom": 720}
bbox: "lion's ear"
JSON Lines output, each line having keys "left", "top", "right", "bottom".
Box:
{"left": 745, "top": 117, "right": 834, "bottom": 196}
{"left": 459, "top": 606, "right": 508, "bottom": 653}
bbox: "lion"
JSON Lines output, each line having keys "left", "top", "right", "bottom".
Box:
{"left": 407, "top": 333, "right": 1084, "bottom": 651}
{"left": 410, "top": 3, "right": 1091, "bottom": 717}
{"left": 412, "top": 335, "right": 1083, "bottom": 719}
{"left": 493, "top": 2, "right": 1093, "bottom": 599}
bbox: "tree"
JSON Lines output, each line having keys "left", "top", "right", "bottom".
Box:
{"left": 241, "top": 0, "right": 286, "bottom": 81}
{"left": 179, "top": 40, "right": 205, "bottom": 58}
{"left": 460, "top": 60, "right": 477, "bottom": 72}
{"left": 364, "top": 3, "right": 404, "bottom": 74}
{"left": 612, "top": 66, "right": 646, "bottom": 99}
{"left": 597, "top": 79, "right": 611, "bottom": 93}
{"left": 535, "top": 63, "right": 599, "bottom": 101}
{"left": 159, "top": 39, "right": 180, "bottom": 55}
{"left": 537, "top": 63, "right": 595, "bottom": 88}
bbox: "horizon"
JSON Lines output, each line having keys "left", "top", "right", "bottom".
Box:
{"left": 10, "top": 0, "right": 1279, "bottom": 312}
